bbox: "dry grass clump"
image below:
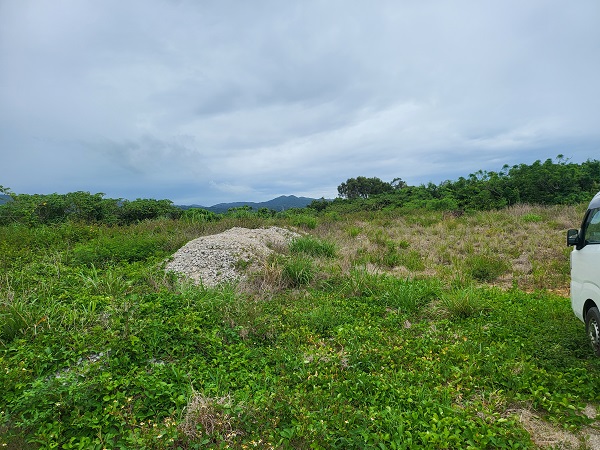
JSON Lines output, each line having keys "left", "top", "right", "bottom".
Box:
{"left": 511, "top": 406, "right": 600, "bottom": 449}
{"left": 179, "top": 393, "right": 242, "bottom": 443}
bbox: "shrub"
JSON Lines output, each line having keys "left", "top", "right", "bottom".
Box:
{"left": 117, "top": 198, "right": 181, "bottom": 224}
{"left": 226, "top": 206, "right": 254, "bottom": 219}
{"left": 181, "top": 208, "right": 222, "bottom": 223}
{"left": 289, "top": 214, "right": 318, "bottom": 230}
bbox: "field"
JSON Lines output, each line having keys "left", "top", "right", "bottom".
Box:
{"left": 1, "top": 204, "right": 599, "bottom": 449}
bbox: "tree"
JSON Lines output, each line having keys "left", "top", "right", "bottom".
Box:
{"left": 117, "top": 198, "right": 181, "bottom": 224}
{"left": 390, "top": 178, "right": 407, "bottom": 190}
{"left": 337, "top": 176, "right": 393, "bottom": 199}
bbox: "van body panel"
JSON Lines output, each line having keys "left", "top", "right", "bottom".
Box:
{"left": 569, "top": 191, "right": 600, "bottom": 324}
{"left": 568, "top": 190, "right": 600, "bottom": 356}
{"left": 570, "top": 244, "right": 600, "bottom": 322}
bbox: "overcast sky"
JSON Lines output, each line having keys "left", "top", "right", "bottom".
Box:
{"left": 1, "top": 0, "right": 599, "bottom": 205}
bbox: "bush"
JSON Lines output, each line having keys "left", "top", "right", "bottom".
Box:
{"left": 181, "top": 208, "right": 222, "bottom": 223}
{"left": 289, "top": 214, "right": 317, "bottom": 230}
{"left": 117, "top": 199, "right": 181, "bottom": 224}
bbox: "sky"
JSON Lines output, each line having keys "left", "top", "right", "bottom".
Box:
{"left": 1, "top": 0, "right": 599, "bottom": 206}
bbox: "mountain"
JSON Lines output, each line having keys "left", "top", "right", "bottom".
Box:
{"left": 0, "top": 194, "right": 12, "bottom": 205}
{"left": 179, "top": 195, "right": 316, "bottom": 213}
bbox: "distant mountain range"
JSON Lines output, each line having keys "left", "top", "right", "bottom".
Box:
{"left": 178, "top": 195, "right": 318, "bottom": 213}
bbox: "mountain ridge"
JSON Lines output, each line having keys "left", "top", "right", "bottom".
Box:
{"left": 178, "top": 195, "right": 317, "bottom": 213}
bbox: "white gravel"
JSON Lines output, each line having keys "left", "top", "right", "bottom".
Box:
{"left": 165, "top": 226, "right": 300, "bottom": 287}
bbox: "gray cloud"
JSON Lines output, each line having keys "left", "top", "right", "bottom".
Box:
{"left": 1, "top": 0, "right": 599, "bottom": 205}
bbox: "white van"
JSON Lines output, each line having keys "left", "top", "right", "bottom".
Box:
{"left": 567, "top": 191, "right": 600, "bottom": 356}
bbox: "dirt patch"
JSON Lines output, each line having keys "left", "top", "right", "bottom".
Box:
{"left": 513, "top": 406, "right": 600, "bottom": 449}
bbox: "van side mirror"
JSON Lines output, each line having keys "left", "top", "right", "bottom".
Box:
{"left": 567, "top": 229, "right": 580, "bottom": 246}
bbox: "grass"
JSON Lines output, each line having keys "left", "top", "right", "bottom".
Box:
{"left": 1, "top": 204, "right": 599, "bottom": 449}
{"left": 288, "top": 235, "right": 336, "bottom": 258}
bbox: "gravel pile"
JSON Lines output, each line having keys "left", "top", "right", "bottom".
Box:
{"left": 165, "top": 226, "right": 300, "bottom": 287}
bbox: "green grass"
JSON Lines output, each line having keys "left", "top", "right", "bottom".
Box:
{"left": 289, "top": 235, "right": 336, "bottom": 258}
{"left": 1, "top": 208, "right": 598, "bottom": 449}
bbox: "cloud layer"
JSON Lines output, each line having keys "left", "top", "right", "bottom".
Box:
{"left": 1, "top": 0, "right": 599, "bottom": 204}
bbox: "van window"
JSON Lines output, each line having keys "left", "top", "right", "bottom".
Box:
{"left": 584, "top": 208, "right": 600, "bottom": 244}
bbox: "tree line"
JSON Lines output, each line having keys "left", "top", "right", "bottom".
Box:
{"left": 0, "top": 188, "right": 295, "bottom": 226}
{"left": 316, "top": 156, "right": 600, "bottom": 212}
{"left": 0, "top": 188, "right": 183, "bottom": 226}
{"left": 2, "top": 156, "right": 599, "bottom": 226}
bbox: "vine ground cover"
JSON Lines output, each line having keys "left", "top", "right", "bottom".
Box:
{"left": 1, "top": 206, "right": 599, "bottom": 449}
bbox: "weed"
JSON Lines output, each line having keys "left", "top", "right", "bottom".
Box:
{"left": 179, "top": 393, "right": 242, "bottom": 443}
{"left": 379, "top": 277, "right": 440, "bottom": 313}
{"left": 282, "top": 256, "right": 315, "bottom": 287}
{"left": 337, "top": 267, "right": 383, "bottom": 297}
{"left": 304, "top": 303, "right": 345, "bottom": 336}
{"left": 233, "top": 257, "right": 253, "bottom": 271}
{"left": 465, "top": 255, "right": 509, "bottom": 282}
{"left": 289, "top": 214, "right": 317, "bottom": 229}
{"left": 79, "top": 265, "right": 130, "bottom": 298}
{"left": 347, "top": 226, "right": 361, "bottom": 238}
{"left": 250, "top": 254, "right": 285, "bottom": 291}
{"left": 439, "top": 286, "right": 491, "bottom": 319}
{"left": 0, "top": 294, "right": 36, "bottom": 344}
{"left": 522, "top": 213, "right": 543, "bottom": 223}
{"left": 289, "top": 236, "right": 336, "bottom": 258}
{"left": 0, "top": 284, "right": 50, "bottom": 345}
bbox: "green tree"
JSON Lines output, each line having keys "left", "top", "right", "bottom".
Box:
{"left": 117, "top": 198, "right": 181, "bottom": 224}
{"left": 337, "top": 176, "right": 393, "bottom": 199}
{"left": 307, "top": 197, "right": 331, "bottom": 212}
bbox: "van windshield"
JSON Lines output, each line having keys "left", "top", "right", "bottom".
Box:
{"left": 584, "top": 208, "right": 600, "bottom": 244}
